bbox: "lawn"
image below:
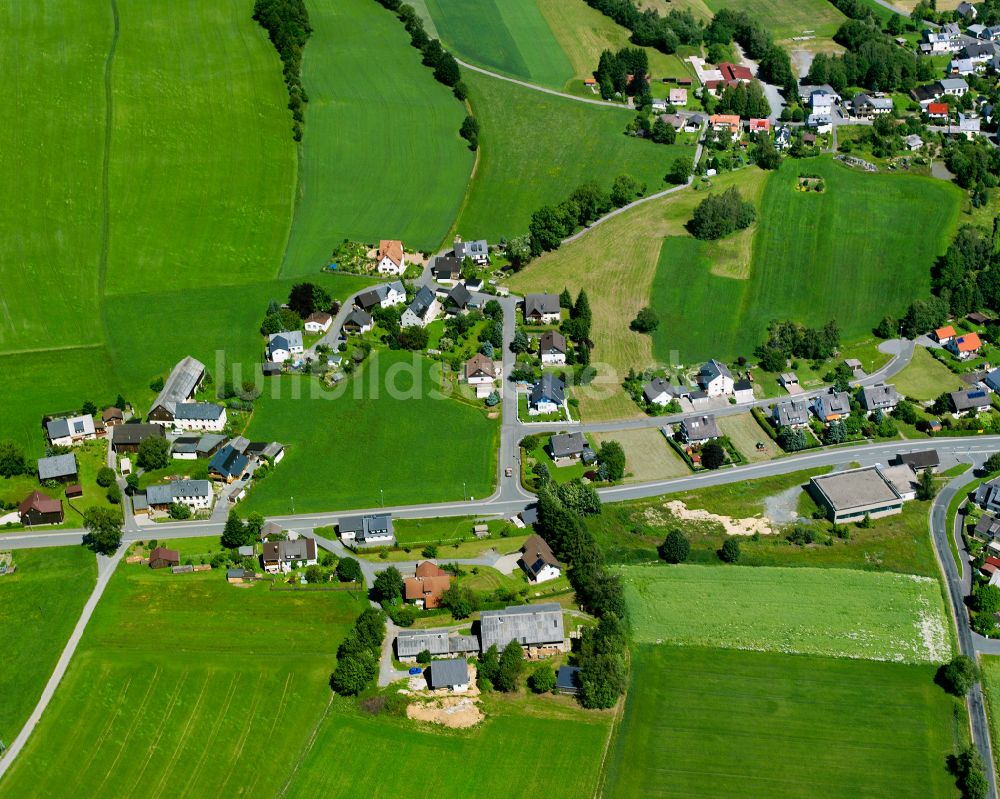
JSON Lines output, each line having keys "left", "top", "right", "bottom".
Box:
{"left": 621, "top": 563, "right": 952, "bottom": 663}
{"left": 602, "top": 645, "right": 964, "bottom": 799}
{"left": 0, "top": 554, "right": 367, "bottom": 797}
{"left": 718, "top": 413, "right": 781, "bottom": 463}
{"left": 893, "top": 345, "right": 966, "bottom": 402}
{"left": 650, "top": 157, "right": 963, "bottom": 363}
{"left": 457, "top": 70, "right": 697, "bottom": 243}
{"left": 979, "top": 655, "right": 1000, "bottom": 776}
{"left": 704, "top": 0, "right": 846, "bottom": 39}
{"left": 509, "top": 170, "right": 762, "bottom": 422}
{"left": 241, "top": 351, "right": 498, "bottom": 515}
{"left": 392, "top": 516, "right": 515, "bottom": 546}
{"left": 103, "top": 0, "right": 295, "bottom": 293}
{"left": 591, "top": 428, "right": 689, "bottom": 482}
{"left": 280, "top": 695, "right": 612, "bottom": 798}
{"left": 280, "top": 0, "right": 473, "bottom": 274}
{"left": 0, "top": 547, "right": 97, "bottom": 747}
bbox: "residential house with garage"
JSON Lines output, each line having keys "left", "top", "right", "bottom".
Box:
{"left": 852, "top": 93, "right": 893, "bottom": 119}
{"left": 858, "top": 383, "right": 899, "bottom": 414}
{"left": 680, "top": 414, "right": 720, "bottom": 444}
{"left": 813, "top": 389, "right": 851, "bottom": 422}
{"left": 518, "top": 534, "right": 563, "bottom": 583}
{"left": 697, "top": 359, "right": 734, "bottom": 397}
{"left": 528, "top": 374, "right": 565, "bottom": 416}
{"left": 548, "top": 431, "right": 595, "bottom": 466}
{"left": 355, "top": 281, "right": 406, "bottom": 312}
{"left": 342, "top": 309, "right": 373, "bottom": 335}
{"left": 464, "top": 352, "right": 497, "bottom": 386}
{"left": 947, "top": 331, "right": 982, "bottom": 359}
{"left": 145, "top": 479, "right": 214, "bottom": 513}
{"left": 445, "top": 283, "right": 472, "bottom": 312}
{"left": 431, "top": 256, "right": 462, "bottom": 284}
{"left": 376, "top": 239, "right": 406, "bottom": 275}
{"left": 404, "top": 561, "right": 451, "bottom": 609}
{"left": 401, "top": 286, "right": 440, "bottom": 328}
{"left": 772, "top": 398, "right": 811, "bottom": 429}
{"left": 539, "top": 330, "right": 567, "bottom": 365}
{"left": 643, "top": 377, "right": 690, "bottom": 407}
{"left": 262, "top": 537, "right": 318, "bottom": 573}
{"left": 453, "top": 238, "right": 489, "bottom": 265}
{"left": 339, "top": 513, "right": 395, "bottom": 546}
{"left": 267, "top": 331, "right": 304, "bottom": 363}
{"left": 523, "top": 293, "right": 561, "bottom": 325}
{"left": 951, "top": 388, "right": 992, "bottom": 416}
{"left": 304, "top": 312, "right": 333, "bottom": 333}
{"left": 45, "top": 414, "right": 97, "bottom": 447}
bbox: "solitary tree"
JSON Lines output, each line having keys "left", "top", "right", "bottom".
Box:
{"left": 630, "top": 307, "right": 660, "bottom": 333}
{"left": 701, "top": 442, "right": 726, "bottom": 470}
{"left": 373, "top": 566, "right": 405, "bottom": 604}
{"left": 916, "top": 468, "right": 937, "bottom": 501}
{"left": 0, "top": 440, "right": 28, "bottom": 478}
{"left": 719, "top": 537, "right": 741, "bottom": 563}
{"left": 82, "top": 506, "right": 123, "bottom": 555}
{"left": 336, "top": 557, "right": 363, "bottom": 583}
{"left": 494, "top": 641, "right": 525, "bottom": 692}
{"left": 96, "top": 466, "right": 116, "bottom": 488}
{"left": 528, "top": 665, "right": 557, "bottom": 693}
{"left": 221, "top": 511, "right": 249, "bottom": 549}
{"left": 938, "top": 655, "right": 980, "bottom": 697}
{"left": 658, "top": 530, "right": 691, "bottom": 564}
{"left": 597, "top": 440, "right": 626, "bottom": 481}
{"left": 137, "top": 436, "right": 170, "bottom": 470}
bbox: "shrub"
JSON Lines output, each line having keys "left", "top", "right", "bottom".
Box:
{"left": 719, "top": 537, "right": 741, "bottom": 563}
{"left": 701, "top": 442, "right": 726, "bottom": 470}
{"left": 658, "top": 530, "right": 690, "bottom": 563}
{"left": 96, "top": 466, "right": 116, "bottom": 488}
{"left": 528, "top": 666, "right": 556, "bottom": 694}
{"left": 416, "top": 649, "right": 432, "bottom": 665}
{"left": 689, "top": 187, "right": 756, "bottom": 240}
{"left": 937, "top": 655, "right": 980, "bottom": 696}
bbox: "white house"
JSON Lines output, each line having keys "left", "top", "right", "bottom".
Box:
{"left": 539, "top": 330, "right": 567, "bottom": 366}
{"left": 304, "top": 312, "right": 333, "bottom": 333}
{"left": 518, "top": 534, "right": 562, "bottom": 584}
{"left": 733, "top": 378, "right": 754, "bottom": 404}
{"left": 171, "top": 402, "right": 227, "bottom": 432}
{"left": 453, "top": 238, "right": 489, "bottom": 265}
{"left": 464, "top": 353, "right": 496, "bottom": 386}
{"left": 400, "top": 286, "right": 440, "bottom": 328}
{"left": 940, "top": 78, "right": 969, "bottom": 97}
{"left": 145, "top": 479, "right": 214, "bottom": 512}
{"left": 959, "top": 1, "right": 978, "bottom": 20}
{"left": 528, "top": 374, "right": 565, "bottom": 416}
{"left": 669, "top": 87, "right": 688, "bottom": 106}
{"left": 339, "top": 514, "right": 395, "bottom": 546}
{"left": 697, "top": 360, "right": 734, "bottom": 397}
{"left": 356, "top": 281, "right": 406, "bottom": 312}
{"left": 524, "top": 293, "right": 561, "bottom": 325}
{"left": 810, "top": 88, "right": 835, "bottom": 116}
{"left": 46, "top": 414, "right": 97, "bottom": 447}
{"left": 376, "top": 239, "right": 406, "bottom": 275}
{"left": 643, "top": 377, "right": 690, "bottom": 407}
{"left": 267, "top": 330, "right": 304, "bottom": 363}
{"left": 977, "top": 478, "right": 1000, "bottom": 515}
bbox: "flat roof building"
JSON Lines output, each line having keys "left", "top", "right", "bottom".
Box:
{"left": 809, "top": 466, "right": 905, "bottom": 523}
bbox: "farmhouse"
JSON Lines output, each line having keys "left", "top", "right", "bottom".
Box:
{"left": 101, "top": 406, "right": 124, "bottom": 427}
{"left": 809, "top": 466, "right": 906, "bottom": 523}
{"left": 145, "top": 479, "right": 214, "bottom": 513}
{"left": 304, "top": 312, "right": 333, "bottom": 333}
{"left": 697, "top": 360, "right": 734, "bottom": 396}
{"left": 643, "top": 377, "right": 690, "bottom": 406}
{"left": 339, "top": 513, "right": 395, "bottom": 546}
{"left": 171, "top": 402, "right": 226, "bottom": 432}
{"left": 548, "top": 431, "right": 594, "bottom": 466}
{"left": 813, "top": 390, "right": 851, "bottom": 422}
{"left": 518, "top": 534, "right": 562, "bottom": 584}
{"left": 356, "top": 280, "right": 406, "bottom": 311}
{"left": 147, "top": 356, "right": 206, "bottom": 423}
{"left": 342, "top": 309, "right": 373, "bottom": 335}
{"left": 207, "top": 444, "right": 249, "bottom": 482}
{"left": 947, "top": 331, "right": 982, "bottom": 359}
{"left": 111, "top": 422, "right": 165, "bottom": 453}
{"left": 858, "top": 383, "right": 899, "bottom": 413}
{"left": 376, "top": 239, "right": 406, "bottom": 275}
{"left": 149, "top": 547, "right": 180, "bottom": 569}
{"left": 539, "top": 330, "right": 567, "bottom": 365}
{"left": 464, "top": 353, "right": 496, "bottom": 386}
{"left": 262, "top": 537, "right": 318, "bottom": 574}
{"left": 401, "top": 286, "right": 440, "bottom": 328}
{"left": 772, "top": 398, "right": 811, "bottom": 428}
{"left": 37, "top": 453, "right": 78, "bottom": 484}
{"left": 528, "top": 374, "right": 565, "bottom": 416}
{"left": 453, "top": 238, "right": 489, "bottom": 265}
{"left": 680, "top": 414, "right": 720, "bottom": 444}
{"left": 404, "top": 561, "right": 451, "bottom": 609}
{"left": 427, "top": 659, "right": 470, "bottom": 692}
{"left": 18, "top": 491, "right": 64, "bottom": 525}
{"left": 395, "top": 629, "right": 479, "bottom": 661}
{"left": 431, "top": 256, "right": 462, "bottom": 283}
{"left": 479, "top": 603, "right": 566, "bottom": 654}
{"left": 524, "top": 293, "right": 561, "bottom": 325}
{"left": 267, "top": 331, "right": 304, "bottom": 363}
{"left": 45, "top": 414, "right": 96, "bottom": 447}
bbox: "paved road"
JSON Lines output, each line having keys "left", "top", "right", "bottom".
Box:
{"left": 932, "top": 471, "right": 999, "bottom": 799}
{"left": 0, "top": 545, "right": 124, "bottom": 780}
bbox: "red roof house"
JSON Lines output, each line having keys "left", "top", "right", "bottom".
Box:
{"left": 18, "top": 491, "right": 64, "bottom": 526}
{"left": 719, "top": 62, "right": 753, "bottom": 82}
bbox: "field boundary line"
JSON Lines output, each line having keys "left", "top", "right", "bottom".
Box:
{"left": 275, "top": 694, "right": 335, "bottom": 799}
{"left": 438, "top": 97, "right": 481, "bottom": 251}
{"left": 96, "top": 0, "right": 119, "bottom": 350}
{"left": 455, "top": 58, "right": 624, "bottom": 109}
{"left": 593, "top": 674, "right": 628, "bottom": 799}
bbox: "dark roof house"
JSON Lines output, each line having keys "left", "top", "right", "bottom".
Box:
{"left": 479, "top": 602, "right": 565, "bottom": 651}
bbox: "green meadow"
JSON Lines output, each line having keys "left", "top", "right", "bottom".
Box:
{"left": 0, "top": 557, "right": 367, "bottom": 797}
{"left": 280, "top": 0, "right": 473, "bottom": 273}
{"left": 622, "top": 563, "right": 952, "bottom": 663}
{"left": 602, "top": 645, "right": 963, "bottom": 798}
{"left": 458, "top": 71, "right": 696, "bottom": 241}
{"left": 0, "top": 547, "right": 97, "bottom": 747}
{"left": 242, "top": 351, "right": 499, "bottom": 515}
{"left": 651, "top": 158, "right": 962, "bottom": 362}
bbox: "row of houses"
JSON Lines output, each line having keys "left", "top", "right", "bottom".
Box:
{"left": 643, "top": 360, "right": 754, "bottom": 408}
{"left": 769, "top": 383, "right": 901, "bottom": 430}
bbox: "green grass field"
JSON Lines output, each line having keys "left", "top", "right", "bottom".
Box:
{"left": 704, "top": 0, "right": 846, "bottom": 39}
{"left": 281, "top": 695, "right": 612, "bottom": 798}
{"left": 458, "top": 70, "right": 696, "bottom": 245}
{"left": 622, "top": 563, "right": 952, "bottom": 663}
{"left": 0, "top": 555, "right": 367, "bottom": 797}
{"left": 241, "top": 351, "right": 498, "bottom": 514}
{"left": 602, "top": 645, "right": 963, "bottom": 798}
{"left": 893, "top": 345, "right": 966, "bottom": 401}
{"left": 0, "top": 547, "right": 97, "bottom": 747}
{"left": 980, "top": 655, "right": 1000, "bottom": 775}
{"left": 651, "top": 158, "right": 963, "bottom": 362}
{"left": 280, "top": 0, "right": 473, "bottom": 273}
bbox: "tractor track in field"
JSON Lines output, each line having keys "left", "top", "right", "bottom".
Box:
{"left": 96, "top": 0, "right": 119, "bottom": 351}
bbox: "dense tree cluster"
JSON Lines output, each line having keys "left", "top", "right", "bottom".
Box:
{"left": 478, "top": 641, "right": 525, "bottom": 692}
{"left": 805, "top": 19, "right": 921, "bottom": 93}
{"left": 705, "top": 9, "right": 796, "bottom": 99}
{"left": 82, "top": 506, "right": 123, "bottom": 555}
{"left": 714, "top": 80, "right": 770, "bottom": 120}
{"left": 0, "top": 440, "right": 28, "bottom": 478}
{"left": 583, "top": 0, "right": 702, "bottom": 54}
{"left": 252, "top": 0, "right": 312, "bottom": 140}
{"left": 754, "top": 319, "right": 841, "bottom": 371}
{"left": 221, "top": 510, "right": 265, "bottom": 549}
{"left": 930, "top": 225, "right": 1000, "bottom": 319}
{"left": 595, "top": 48, "right": 649, "bottom": 100}
{"left": 330, "top": 607, "right": 386, "bottom": 695}
{"left": 689, "top": 187, "right": 756, "bottom": 241}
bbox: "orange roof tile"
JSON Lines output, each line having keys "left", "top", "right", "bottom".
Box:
{"left": 378, "top": 239, "right": 404, "bottom": 267}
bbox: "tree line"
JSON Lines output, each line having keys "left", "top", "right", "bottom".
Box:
{"left": 372, "top": 0, "right": 479, "bottom": 149}
{"left": 252, "top": 0, "right": 312, "bottom": 141}
{"left": 583, "top": 0, "right": 702, "bottom": 54}
{"left": 754, "top": 319, "right": 841, "bottom": 371}
{"left": 705, "top": 9, "right": 797, "bottom": 101}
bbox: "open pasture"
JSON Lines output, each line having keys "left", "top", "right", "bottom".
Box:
{"left": 602, "top": 645, "right": 963, "bottom": 799}
{"left": 622, "top": 563, "right": 952, "bottom": 663}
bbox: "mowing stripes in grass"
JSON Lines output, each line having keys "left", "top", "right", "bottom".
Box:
{"left": 622, "top": 563, "right": 952, "bottom": 663}
{"left": 280, "top": 0, "right": 472, "bottom": 273}
{"left": 602, "top": 645, "right": 963, "bottom": 798}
